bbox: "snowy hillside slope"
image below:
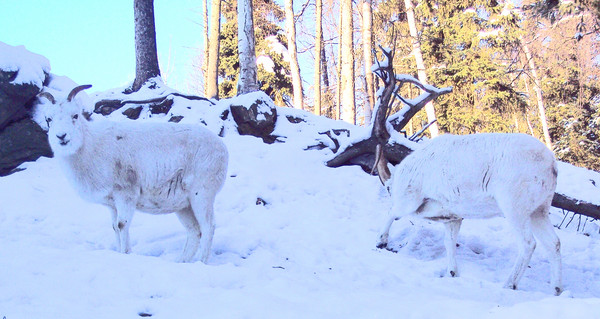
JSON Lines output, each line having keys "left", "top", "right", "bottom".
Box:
{"left": 2, "top": 94, "right": 600, "bottom": 318}
{"left": 1, "top": 45, "right": 600, "bottom": 318}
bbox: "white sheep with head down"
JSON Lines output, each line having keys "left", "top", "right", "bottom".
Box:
{"left": 376, "top": 133, "right": 562, "bottom": 295}
{"left": 38, "top": 85, "right": 228, "bottom": 263}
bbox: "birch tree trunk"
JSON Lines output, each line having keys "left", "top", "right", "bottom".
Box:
{"left": 404, "top": 0, "right": 439, "bottom": 137}
{"left": 523, "top": 42, "right": 553, "bottom": 150}
{"left": 362, "top": 0, "right": 375, "bottom": 125}
{"left": 206, "top": 0, "right": 222, "bottom": 99}
{"left": 340, "top": 0, "right": 356, "bottom": 124}
{"left": 132, "top": 0, "right": 161, "bottom": 92}
{"left": 285, "top": 0, "right": 305, "bottom": 109}
{"left": 237, "top": 0, "right": 259, "bottom": 95}
{"left": 314, "top": 0, "right": 323, "bottom": 116}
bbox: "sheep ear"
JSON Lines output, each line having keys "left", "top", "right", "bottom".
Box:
{"left": 38, "top": 92, "right": 56, "bottom": 104}
{"left": 67, "top": 84, "right": 92, "bottom": 102}
{"left": 82, "top": 110, "right": 93, "bottom": 122}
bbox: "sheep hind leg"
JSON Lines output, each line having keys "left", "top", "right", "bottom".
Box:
{"left": 501, "top": 207, "right": 536, "bottom": 291}
{"left": 175, "top": 206, "right": 202, "bottom": 263}
{"left": 530, "top": 203, "right": 562, "bottom": 295}
{"left": 190, "top": 192, "right": 216, "bottom": 264}
{"left": 443, "top": 219, "right": 462, "bottom": 277}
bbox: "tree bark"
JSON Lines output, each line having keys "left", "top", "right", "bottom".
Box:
{"left": 314, "top": 0, "right": 323, "bottom": 116}
{"left": 340, "top": 0, "right": 356, "bottom": 124}
{"left": 206, "top": 0, "right": 222, "bottom": 99}
{"left": 522, "top": 42, "right": 553, "bottom": 150}
{"left": 285, "top": 0, "right": 305, "bottom": 109}
{"left": 404, "top": 0, "right": 439, "bottom": 137}
{"left": 237, "top": 0, "right": 259, "bottom": 95}
{"left": 336, "top": 11, "right": 342, "bottom": 121}
{"left": 202, "top": 0, "right": 209, "bottom": 87}
{"left": 552, "top": 193, "right": 600, "bottom": 220}
{"left": 132, "top": 0, "right": 161, "bottom": 92}
{"left": 362, "top": 0, "right": 375, "bottom": 125}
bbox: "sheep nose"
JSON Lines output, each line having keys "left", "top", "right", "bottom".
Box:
{"left": 57, "top": 133, "right": 67, "bottom": 141}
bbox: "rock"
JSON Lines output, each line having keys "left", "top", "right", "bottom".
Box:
{"left": 168, "top": 115, "right": 184, "bottom": 123}
{"left": 122, "top": 106, "right": 143, "bottom": 120}
{"left": 0, "top": 69, "right": 45, "bottom": 131}
{"left": 94, "top": 99, "right": 123, "bottom": 116}
{"left": 0, "top": 118, "right": 52, "bottom": 176}
{"left": 229, "top": 92, "right": 277, "bottom": 143}
{"left": 149, "top": 98, "right": 173, "bottom": 114}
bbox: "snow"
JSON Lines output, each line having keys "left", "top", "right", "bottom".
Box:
{"left": 0, "top": 41, "right": 50, "bottom": 87}
{"left": 2, "top": 49, "right": 600, "bottom": 318}
{"left": 556, "top": 161, "right": 600, "bottom": 205}
{"left": 3, "top": 99, "right": 600, "bottom": 318}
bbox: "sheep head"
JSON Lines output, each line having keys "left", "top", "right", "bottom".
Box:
{"left": 38, "top": 84, "right": 92, "bottom": 156}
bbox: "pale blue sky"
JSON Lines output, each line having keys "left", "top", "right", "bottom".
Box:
{"left": 1, "top": 0, "right": 203, "bottom": 94}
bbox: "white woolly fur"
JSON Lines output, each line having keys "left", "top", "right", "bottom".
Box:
{"left": 39, "top": 85, "right": 228, "bottom": 263}
{"left": 377, "top": 133, "right": 562, "bottom": 295}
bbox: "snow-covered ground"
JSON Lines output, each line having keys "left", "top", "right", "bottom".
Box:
{"left": 2, "top": 121, "right": 600, "bottom": 318}
{"left": 1, "top": 42, "right": 600, "bottom": 318}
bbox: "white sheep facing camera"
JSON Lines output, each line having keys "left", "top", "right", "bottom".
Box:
{"left": 38, "top": 85, "right": 228, "bottom": 263}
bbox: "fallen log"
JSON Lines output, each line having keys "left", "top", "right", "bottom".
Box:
{"left": 552, "top": 193, "right": 600, "bottom": 220}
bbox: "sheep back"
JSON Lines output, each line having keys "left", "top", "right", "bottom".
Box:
{"left": 62, "top": 120, "right": 228, "bottom": 213}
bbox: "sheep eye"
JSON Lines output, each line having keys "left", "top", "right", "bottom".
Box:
{"left": 72, "top": 114, "right": 79, "bottom": 120}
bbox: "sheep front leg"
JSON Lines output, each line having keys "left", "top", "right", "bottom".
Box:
{"left": 109, "top": 206, "right": 122, "bottom": 252}
{"left": 376, "top": 214, "right": 397, "bottom": 249}
{"left": 443, "top": 219, "right": 462, "bottom": 277}
{"left": 114, "top": 199, "right": 135, "bottom": 254}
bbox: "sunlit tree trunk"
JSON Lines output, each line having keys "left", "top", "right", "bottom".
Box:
{"left": 314, "top": 0, "right": 323, "bottom": 116}
{"left": 340, "top": 0, "right": 356, "bottom": 124}
{"left": 336, "top": 13, "right": 342, "bottom": 121}
{"left": 285, "top": 0, "right": 305, "bottom": 109}
{"left": 523, "top": 42, "right": 553, "bottom": 150}
{"left": 201, "top": 0, "right": 209, "bottom": 87}
{"left": 362, "top": 0, "right": 375, "bottom": 125}
{"left": 132, "top": 0, "right": 161, "bottom": 92}
{"left": 206, "top": 0, "right": 222, "bottom": 99}
{"left": 237, "top": 0, "right": 259, "bottom": 94}
{"left": 404, "top": 0, "right": 439, "bottom": 136}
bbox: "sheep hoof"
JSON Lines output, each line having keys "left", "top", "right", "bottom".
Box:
{"left": 554, "top": 287, "right": 562, "bottom": 296}
{"left": 450, "top": 270, "right": 457, "bottom": 277}
{"left": 376, "top": 242, "right": 388, "bottom": 249}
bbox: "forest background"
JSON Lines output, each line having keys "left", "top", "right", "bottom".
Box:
{"left": 211, "top": 0, "right": 600, "bottom": 171}
{"left": 2, "top": 0, "right": 599, "bottom": 171}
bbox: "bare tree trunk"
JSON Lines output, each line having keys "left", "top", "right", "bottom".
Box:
{"left": 362, "top": 0, "right": 375, "bottom": 125}
{"left": 314, "top": 0, "right": 323, "bottom": 116}
{"left": 206, "top": 0, "right": 222, "bottom": 99}
{"left": 237, "top": 0, "right": 259, "bottom": 95}
{"left": 285, "top": 0, "right": 305, "bottom": 109}
{"left": 404, "top": 0, "right": 439, "bottom": 137}
{"left": 336, "top": 13, "right": 342, "bottom": 121}
{"left": 132, "top": 0, "right": 161, "bottom": 92}
{"left": 522, "top": 78, "right": 538, "bottom": 137}
{"left": 340, "top": 0, "right": 356, "bottom": 124}
{"left": 202, "top": 0, "right": 209, "bottom": 87}
{"left": 523, "top": 42, "right": 553, "bottom": 150}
